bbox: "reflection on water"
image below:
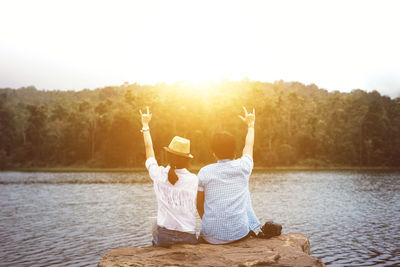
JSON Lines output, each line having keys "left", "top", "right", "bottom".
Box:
{"left": 0, "top": 171, "right": 399, "bottom": 266}
{"left": 250, "top": 171, "right": 400, "bottom": 266}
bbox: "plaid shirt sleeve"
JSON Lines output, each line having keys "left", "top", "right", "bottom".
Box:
{"left": 240, "top": 154, "right": 254, "bottom": 177}
{"left": 197, "top": 168, "right": 206, "bottom": 192}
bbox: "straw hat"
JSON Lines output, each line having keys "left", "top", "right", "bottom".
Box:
{"left": 164, "top": 136, "right": 194, "bottom": 158}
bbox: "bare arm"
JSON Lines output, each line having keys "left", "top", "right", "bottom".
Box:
{"left": 243, "top": 125, "right": 254, "bottom": 157}
{"left": 239, "top": 107, "right": 255, "bottom": 158}
{"left": 140, "top": 107, "right": 155, "bottom": 159}
{"left": 196, "top": 191, "right": 205, "bottom": 219}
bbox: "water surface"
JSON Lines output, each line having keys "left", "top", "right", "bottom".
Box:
{"left": 0, "top": 171, "right": 399, "bottom": 266}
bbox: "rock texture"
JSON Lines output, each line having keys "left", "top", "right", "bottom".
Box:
{"left": 98, "top": 233, "right": 325, "bottom": 267}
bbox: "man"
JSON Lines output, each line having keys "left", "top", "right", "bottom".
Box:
{"left": 196, "top": 107, "right": 260, "bottom": 244}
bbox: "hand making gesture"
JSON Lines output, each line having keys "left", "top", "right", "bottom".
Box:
{"left": 139, "top": 106, "right": 154, "bottom": 158}
{"left": 238, "top": 106, "right": 255, "bottom": 128}
{"left": 239, "top": 106, "right": 255, "bottom": 157}
{"left": 139, "top": 106, "right": 152, "bottom": 128}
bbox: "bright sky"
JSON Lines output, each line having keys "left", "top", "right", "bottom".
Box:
{"left": 1, "top": 0, "right": 400, "bottom": 97}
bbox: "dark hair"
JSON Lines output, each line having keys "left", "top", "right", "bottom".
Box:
{"left": 166, "top": 151, "right": 190, "bottom": 185}
{"left": 211, "top": 131, "right": 236, "bottom": 160}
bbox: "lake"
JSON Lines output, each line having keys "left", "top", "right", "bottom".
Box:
{"left": 0, "top": 171, "right": 399, "bottom": 266}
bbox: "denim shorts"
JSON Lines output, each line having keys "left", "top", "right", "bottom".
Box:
{"left": 152, "top": 225, "right": 199, "bottom": 247}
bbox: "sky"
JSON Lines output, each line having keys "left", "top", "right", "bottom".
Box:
{"left": 1, "top": 0, "right": 400, "bottom": 98}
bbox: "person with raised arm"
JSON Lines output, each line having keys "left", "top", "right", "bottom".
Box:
{"left": 196, "top": 107, "right": 261, "bottom": 244}
{"left": 140, "top": 107, "right": 199, "bottom": 247}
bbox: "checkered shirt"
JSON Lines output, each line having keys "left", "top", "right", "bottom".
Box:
{"left": 198, "top": 154, "right": 260, "bottom": 241}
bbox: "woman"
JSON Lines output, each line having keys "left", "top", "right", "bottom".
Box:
{"left": 140, "top": 107, "right": 199, "bottom": 247}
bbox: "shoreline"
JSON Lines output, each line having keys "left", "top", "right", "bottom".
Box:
{"left": 2, "top": 166, "right": 399, "bottom": 173}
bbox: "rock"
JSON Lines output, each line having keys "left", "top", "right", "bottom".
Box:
{"left": 98, "top": 233, "right": 325, "bottom": 267}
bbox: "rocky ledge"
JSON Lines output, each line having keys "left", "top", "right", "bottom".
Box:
{"left": 98, "top": 233, "right": 325, "bottom": 267}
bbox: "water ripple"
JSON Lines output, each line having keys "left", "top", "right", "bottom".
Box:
{"left": 0, "top": 171, "right": 399, "bottom": 266}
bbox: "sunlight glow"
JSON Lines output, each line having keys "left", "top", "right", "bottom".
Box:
{"left": 0, "top": 0, "right": 400, "bottom": 97}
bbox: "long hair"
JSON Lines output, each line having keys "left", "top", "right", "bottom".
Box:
{"left": 166, "top": 151, "right": 190, "bottom": 185}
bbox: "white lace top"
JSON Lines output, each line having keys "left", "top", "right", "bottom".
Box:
{"left": 145, "top": 157, "right": 198, "bottom": 234}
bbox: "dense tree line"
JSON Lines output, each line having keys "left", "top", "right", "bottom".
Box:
{"left": 0, "top": 80, "right": 399, "bottom": 169}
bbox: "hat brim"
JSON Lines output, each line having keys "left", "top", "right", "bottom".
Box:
{"left": 164, "top": 147, "right": 194, "bottom": 158}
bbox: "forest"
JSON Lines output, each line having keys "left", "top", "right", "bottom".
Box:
{"left": 0, "top": 80, "right": 399, "bottom": 169}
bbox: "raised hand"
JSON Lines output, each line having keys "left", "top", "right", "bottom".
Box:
{"left": 139, "top": 106, "right": 155, "bottom": 158}
{"left": 139, "top": 106, "right": 152, "bottom": 127}
{"left": 238, "top": 106, "right": 255, "bottom": 127}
